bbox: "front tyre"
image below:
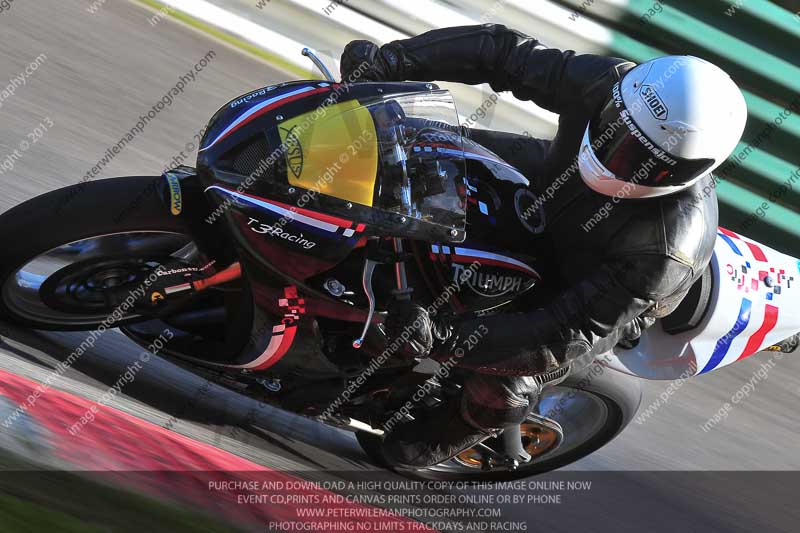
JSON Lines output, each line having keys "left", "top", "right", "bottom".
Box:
{"left": 357, "top": 364, "right": 641, "bottom": 481}
{"left": 0, "top": 177, "right": 194, "bottom": 330}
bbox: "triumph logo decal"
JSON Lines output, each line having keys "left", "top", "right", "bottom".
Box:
{"left": 280, "top": 125, "right": 304, "bottom": 179}
{"left": 431, "top": 244, "right": 540, "bottom": 299}
{"left": 452, "top": 263, "right": 525, "bottom": 297}
{"left": 641, "top": 85, "right": 668, "bottom": 120}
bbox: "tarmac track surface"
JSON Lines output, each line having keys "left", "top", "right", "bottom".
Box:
{"left": 0, "top": 1, "right": 798, "bottom": 531}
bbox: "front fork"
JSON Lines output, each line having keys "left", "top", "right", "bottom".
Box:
{"left": 352, "top": 237, "right": 416, "bottom": 349}
{"left": 157, "top": 166, "right": 236, "bottom": 265}
{"left": 110, "top": 166, "right": 244, "bottom": 314}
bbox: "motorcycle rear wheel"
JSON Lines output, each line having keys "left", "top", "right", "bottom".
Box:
{"left": 357, "top": 364, "right": 641, "bottom": 481}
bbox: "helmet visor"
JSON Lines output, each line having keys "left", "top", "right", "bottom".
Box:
{"left": 588, "top": 84, "right": 714, "bottom": 188}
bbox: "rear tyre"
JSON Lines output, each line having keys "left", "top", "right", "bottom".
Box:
{"left": 357, "top": 364, "right": 641, "bottom": 481}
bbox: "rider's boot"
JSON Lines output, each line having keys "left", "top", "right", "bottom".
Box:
{"left": 381, "top": 397, "right": 492, "bottom": 468}
{"left": 766, "top": 333, "right": 800, "bottom": 354}
{"left": 382, "top": 374, "right": 539, "bottom": 468}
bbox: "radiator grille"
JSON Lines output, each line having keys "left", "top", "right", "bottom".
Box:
{"left": 232, "top": 135, "right": 271, "bottom": 177}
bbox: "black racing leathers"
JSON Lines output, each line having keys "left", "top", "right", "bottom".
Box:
{"left": 367, "top": 24, "right": 717, "bottom": 374}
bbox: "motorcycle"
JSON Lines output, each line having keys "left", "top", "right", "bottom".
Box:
{"left": 1, "top": 51, "right": 796, "bottom": 481}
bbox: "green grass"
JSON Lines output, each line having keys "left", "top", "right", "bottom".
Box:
{"left": 0, "top": 455, "right": 244, "bottom": 533}
{"left": 0, "top": 494, "right": 106, "bottom": 533}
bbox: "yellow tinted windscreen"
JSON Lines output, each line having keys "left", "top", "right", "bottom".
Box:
{"left": 278, "top": 100, "right": 378, "bottom": 207}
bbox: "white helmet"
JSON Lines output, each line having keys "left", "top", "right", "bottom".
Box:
{"left": 578, "top": 55, "right": 747, "bottom": 199}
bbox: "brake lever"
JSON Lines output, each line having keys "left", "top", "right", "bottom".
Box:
{"left": 353, "top": 258, "right": 378, "bottom": 349}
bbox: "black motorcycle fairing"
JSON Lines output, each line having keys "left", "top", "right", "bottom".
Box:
{"left": 411, "top": 138, "right": 552, "bottom": 316}
{"left": 134, "top": 81, "right": 556, "bottom": 387}
{"left": 197, "top": 81, "right": 469, "bottom": 259}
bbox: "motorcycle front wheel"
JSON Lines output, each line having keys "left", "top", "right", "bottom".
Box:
{"left": 0, "top": 176, "right": 200, "bottom": 330}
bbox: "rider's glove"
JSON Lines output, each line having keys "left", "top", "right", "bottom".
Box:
{"left": 384, "top": 300, "right": 438, "bottom": 360}
{"left": 340, "top": 40, "right": 406, "bottom": 83}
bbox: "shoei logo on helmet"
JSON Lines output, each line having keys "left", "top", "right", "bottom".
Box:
{"left": 613, "top": 83, "right": 677, "bottom": 166}
{"left": 641, "top": 85, "right": 668, "bottom": 120}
